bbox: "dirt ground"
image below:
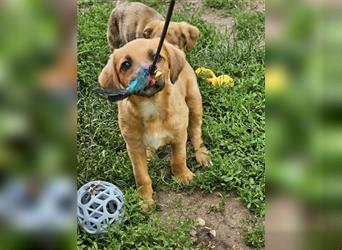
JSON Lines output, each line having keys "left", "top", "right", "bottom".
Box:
{"left": 175, "top": 0, "right": 234, "bottom": 33}
{"left": 156, "top": 189, "right": 254, "bottom": 250}
{"left": 175, "top": 0, "right": 264, "bottom": 33}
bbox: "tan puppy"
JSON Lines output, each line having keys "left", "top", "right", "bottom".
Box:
{"left": 107, "top": 1, "right": 199, "bottom": 52}
{"left": 99, "top": 38, "right": 210, "bottom": 209}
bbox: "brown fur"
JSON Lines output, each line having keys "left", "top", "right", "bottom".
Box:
{"left": 99, "top": 39, "right": 210, "bottom": 209}
{"left": 107, "top": 1, "right": 199, "bottom": 52}
{"left": 143, "top": 20, "right": 200, "bottom": 52}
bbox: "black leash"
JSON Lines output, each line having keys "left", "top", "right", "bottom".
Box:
{"left": 148, "top": 0, "right": 176, "bottom": 75}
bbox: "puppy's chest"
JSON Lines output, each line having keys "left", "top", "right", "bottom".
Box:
{"left": 139, "top": 102, "right": 174, "bottom": 150}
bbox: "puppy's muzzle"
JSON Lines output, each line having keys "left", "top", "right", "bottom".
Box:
{"left": 135, "top": 68, "right": 165, "bottom": 97}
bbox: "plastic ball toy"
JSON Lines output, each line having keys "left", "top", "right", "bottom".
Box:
{"left": 77, "top": 181, "right": 124, "bottom": 234}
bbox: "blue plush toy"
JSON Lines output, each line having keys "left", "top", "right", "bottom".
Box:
{"left": 100, "top": 66, "right": 162, "bottom": 102}
{"left": 126, "top": 66, "right": 151, "bottom": 93}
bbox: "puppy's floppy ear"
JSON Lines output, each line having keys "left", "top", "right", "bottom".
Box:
{"left": 143, "top": 27, "right": 153, "bottom": 38}
{"left": 98, "top": 54, "right": 120, "bottom": 88}
{"left": 164, "top": 42, "right": 186, "bottom": 84}
{"left": 180, "top": 22, "right": 200, "bottom": 52}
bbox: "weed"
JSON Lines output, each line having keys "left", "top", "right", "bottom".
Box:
{"left": 233, "top": 11, "right": 265, "bottom": 42}
{"left": 207, "top": 193, "right": 225, "bottom": 214}
{"left": 242, "top": 220, "right": 265, "bottom": 249}
{"left": 203, "top": 0, "right": 246, "bottom": 13}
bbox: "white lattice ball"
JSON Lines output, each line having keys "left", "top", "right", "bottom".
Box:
{"left": 77, "top": 181, "right": 124, "bottom": 234}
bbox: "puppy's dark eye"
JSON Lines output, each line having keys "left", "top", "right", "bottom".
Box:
{"left": 151, "top": 54, "right": 161, "bottom": 62}
{"left": 153, "top": 54, "right": 161, "bottom": 62}
{"left": 148, "top": 50, "right": 162, "bottom": 62}
{"left": 120, "top": 61, "right": 131, "bottom": 71}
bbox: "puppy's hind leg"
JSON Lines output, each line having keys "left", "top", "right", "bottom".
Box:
{"left": 186, "top": 81, "right": 211, "bottom": 167}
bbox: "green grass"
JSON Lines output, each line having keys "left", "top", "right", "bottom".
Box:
{"left": 243, "top": 222, "right": 265, "bottom": 249}
{"left": 78, "top": 0, "right": 265, "bottom": 248}
{"left": 203, "top": 0, "right": 246, "bottom": 13}
{"left": 203, "top": 0, "right": 263, "bottom": 14}
{"left": 234, "top": 11, "right": 265, "bottom": 42}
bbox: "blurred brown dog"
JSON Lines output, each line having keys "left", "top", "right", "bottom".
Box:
{"left": 107, "top": 0, "right": 199, "bottom": 52}
{"left": 99, "top": 38, "right": 210, "bottom": 209}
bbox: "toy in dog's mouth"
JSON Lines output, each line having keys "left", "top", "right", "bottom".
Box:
{"left": 100, "top": 66, "right": 164, "bottom": 102}
{"left": 147, "top": 71, "right": 162, "bottom": 86}
{"left": 139, "top": 70, "right": 164, "bottom": 97}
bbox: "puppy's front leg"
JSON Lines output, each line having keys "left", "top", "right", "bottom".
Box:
{"left": 171, "top": 132, "right": 195, "bottom": 184}
{"left": 126, "top": 144, "right": 153, "bottom": 209}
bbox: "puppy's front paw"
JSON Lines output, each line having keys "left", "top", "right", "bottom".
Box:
{"left": 139, "top": 199, "right": 155, "bottom": 211}
{"left": 137, "top": 184, "right": 153, "bottom": 210}
{"left": 175, "top": 169, "right": 195, "bottom": 185}
{"left": 195, "top": 146, "right": 212, "bottom": 167}
{"left": 146, "top": 147, "right": 154, "bottom": 161}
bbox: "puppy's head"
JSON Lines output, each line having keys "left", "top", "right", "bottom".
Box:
{"left": 143, "top": 21, "right": 200, "bottom": 52}
{"left": 99, "top": 38, "right": 186, "bottom": 98}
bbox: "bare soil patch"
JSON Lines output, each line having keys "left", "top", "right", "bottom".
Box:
{"left": 175, "top": 0, "right": 265, "bottom": 33}
{"left": 175, "top": 0, "right": 234, "bottom": 33}
{"left": 156, "top": 189, "right": 254, "bottom": 250}
{"left": 249, "top": 0, "right": 265, "bottom": 12}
